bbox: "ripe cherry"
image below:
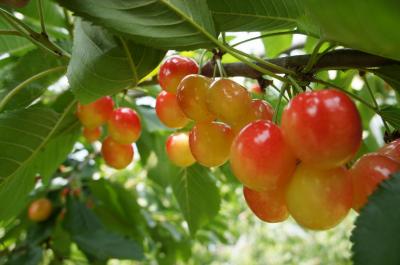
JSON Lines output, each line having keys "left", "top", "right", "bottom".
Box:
{"left": 281, "top": 89, "right": 362, "bottom": 168}
{"left": 158, "top": 55, "right": 199, "bottom": 93}
{"left": 207, "top": 78, "right": 254, "bottom": 131}
{"left": 156, "top": 91, "right": 190, "bottom": 128}
{"left": 83, "top": 127, "right": 102, "bottom": 143}
{"left": 108, "top": 107, "right": 141, "bottom": 144}
{"left": 243, "top": 186, "right": 289, "bottom": 223}
{"left": 101, "top": 137, "right": 134, "bottom": 169}
{"left": 189, "top": 121, "right": 234, "bottom": 167}
{"left": 230, "top": 120, "right": 297, "bottom": 192}
{"left": 177, "top": 74, "right": 215, "bottom": 122}
{"left": 28, "top": 198, "right": 52, "bottom": 222}
{"left": 251, "top": 99, "right": 274, "bottom": 121}
{"left": 378, "top": 139, "right": 400, "bottom": 163}
{"left": 350, "top": 153, "right": 400, "bottom": 211}
{"left": 249, "top": 84, "right": 263, "bottom": 95}
{"left": 166, "top": 132, "right": 195, "bottom": 167}
{"left": 286, "top": 164, "right": 352, "bottom": 230}
{"left": 76, "top": 96, "right": 114, "bottom": 129}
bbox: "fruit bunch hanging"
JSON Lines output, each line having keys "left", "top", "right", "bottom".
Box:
{"left": 156, "top": 55, "right": 400, "bottom": 231}
{"left": 76, "top": 97, "right": 142, "bottom": 169}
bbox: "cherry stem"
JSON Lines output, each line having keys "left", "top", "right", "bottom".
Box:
{"left": 361, "top": 74, "right": 391, "bottom": 132}
{"left": 37, "top": 0, "right": 47, "bottom": 36}
{"left": 231, "top": 30, "right": 299, "bottom": 48}
{"left": 273, "top": 82, "right": 290, "bottom": 123}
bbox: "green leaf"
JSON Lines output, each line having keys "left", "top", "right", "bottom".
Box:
{"left": 4, "top": 246, "right": 42, "bottom": 265}
{"left": 51, "top": 223, "right": 71, "bottom": 258}
{"left": 0, "top": 49, "right": 66, "bottom": 112}
{"left": 302, "top": 0, "right": 400, "bottom": 61}
{"left": 374, "top": 65, "right": 400, "bottom": 95}
{"left": 0, "top": 101, "right": 76, "bottom": 221}
{"left": 0, "top": 17, "right": 34, "bottom": 54}
{"left": 63, "top": 198, "right": 144, "bottom": 261}
{"left": 207, "top": 0, "right": 302, "bottom": 32}
{"left": 171, "top": 165, "right": 220, "bottom": 235}
{"left": 379, "top": 106, "right": 400, "bottom": 129}
{"left": 67, "top": 20, "right": 164, "bottom": 103}
{"left": 351, "top": 172, "right": 400, "bottom": 265}
{"left": 88, "top": 179, "right": 145, "bottom": 240}
{"left": 263, "top": 34, "right": 293, "bottom": 58}
{"left": 56, "top": 0, "right": 217, "bottom": 50}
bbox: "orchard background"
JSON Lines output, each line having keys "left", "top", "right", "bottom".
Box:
{"left": 0, "top": 0, "right": 400, "bottom": 264}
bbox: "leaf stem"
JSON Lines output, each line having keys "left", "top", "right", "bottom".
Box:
{"left": 0, "top": 66, "right": 67, "bottom": 112}
{"left": 0, "top": 30, "right": 23, "bottom": 36}
{"left": 231, "top": 30, "right": 299, "bottom": 47}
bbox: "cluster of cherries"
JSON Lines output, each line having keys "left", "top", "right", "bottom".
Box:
{"left": 76, "top": 97, "right": 141, "bottom": 169}
{"left": 156, "top": 55, "right": 400, "bottom": 230}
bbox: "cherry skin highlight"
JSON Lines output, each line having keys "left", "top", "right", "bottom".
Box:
{"left": 251, "top": 99, "right": 274, "bottom": 121}
{"left": 249, "top": 84, "right": 263, "bottom": 95}
{"left": 83, "top": 126, "right": 102, "bottom": 143}
{"left": 101, "top": 137, "right": 134, "bottom": 169}
{"left": 350, "top": 153, "right": 400, "bottom": 211}
{"left": 108, "top": 107, "right": 141, "bottom": 144}
{"left": 207, "top": 78, "right": 254, "bottom": 131}
{"left": 189, "top": 121, "right": 234, "bottom": 167}
{"left": 156, "top": 91, "right": 190, "bottom": 128}
{"left": 177, "top": 74, "right": 215, "bottom": 122}
{"left": 286, "top": 164, "right": 352, "bottom": 230}
{"left": 230, "top": 120, "right": 297, "bottom": 192}
{"left": 28, "top": 198, "right": 53, "bottom": 222}
{"left": 166, "top": 132, "right": 196, "bottom": 167}
{"left": 378, "top": 139, "right": 400, "bottom": 163}
{"left": 243, "top": 186, "right": 289, "bottom": 223}
{"left": 281, "top": 89, "right": 362, "bottom": 168}
{"left": 76, "top": 96, "right": 114, "bottom": 129}
{"left": 158, "top": 55, "right": 199, "bottom": 93}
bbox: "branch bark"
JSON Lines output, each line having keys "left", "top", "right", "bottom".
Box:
{"left": 201, "top": 49, "right": 398, "bottom": 79}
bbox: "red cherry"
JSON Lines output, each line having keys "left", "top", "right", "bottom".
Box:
{"left": 286, "top": 164, "right": 352, "bottom": 230}
{"left": 189, "top": 121, "right": 234, "bottom": 167}
{"left": 108, "top": 108, "right": 141, "bottom": 144}
{"left": 281, "top": 89, "right": 362, "bottom": 168}
{"left": 207, "top": 78, "right": 254, "bottom": 131}
{"left": 378, "top": 139, "right": 400, "bottom": 163}
{"left": 101, "top": 137, "right": 134, "bottom": 169}
{"left": 243, "top": 186, "right": 289, "bottom": 223}
{"left": 176, "top": 74, "right": 215, "bottom": 122}
{"left": 158, "top": 55, "right": 199, "bottom": 93}
{"left": 28, "top": 198, "right": 52, "bottom": 222}
{"left": 166, "top": 132, "right": 195, "bottom": 167}
{"left": 76, "top": 96, "right": 114, "bottom": 129}
{"left": 249, "top": 84, "right": 262, "bottom": 95}
{"left": 83, "top": 127, "right": 102, "bottom": 143}
{"left": 230, "top": 120, "right": 297, "bottom": 191}
{"left": 251, "top": 99, "right": 274, "bottom": 121}
{"left": 156, "top": 91, "right": 190, "bottom": 128}
{"left": 350, "top": 153, "right": 400, "bottom": 211}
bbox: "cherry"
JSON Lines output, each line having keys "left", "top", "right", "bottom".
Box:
{"left": 176, "top": 74, "right": 215, "bottom": 122}
{"left": 83, "top": 127, "right": 102, "bottom": 143}
{"left": 286, "top": 164, "right": 352, "bottom": 230}
{"left": 251, "top": 99, "right": 274, "bottom": 121}
{"left": 166, "top": 132, "right": 195, "bottom": 167}
{"left": 108, "top": 107, "right": 141, "bottom": 144}
{"left": 230, "top": 120, "right": 297, "bottom": 191}
{"left": 378, "top": 139, "right": 400, "bottom": 163}
{"left": 189, "top": 121, "right": 234, "bottom": 167}
{"left": 76, "top": 96, "right": 114, "bottom": 129}
{"left": 207, "top": 78, "right": 254, "bottom": 131}
{"left": 156, "top": 91, "right": 190, "bottom": 128}
{"left": 0, "top": 0, "right": 30, "bottom": 8}
{"left": 101, "top": 137, "right": 134, "bottom": 169}
{"left": 350, "top": 153, "right": 400, "bottom": 211}
{"left": 158, "top": 55, "right": 199, "bottom": 93}
{"left": 249, "top": 84, "right": 262, "bottom": 95}
{"left": 243, "top": 186, "right": 289, "bottom": 223}
{"left": 28, "top": 198, "right": 52, "bottom": 222}
{"left": 281, "top": 89, "right": 362, "bottom": 168}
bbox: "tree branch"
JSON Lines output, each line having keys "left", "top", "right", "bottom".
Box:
{"left": 201, "top": 49, "right": 398, "bottom": 79}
